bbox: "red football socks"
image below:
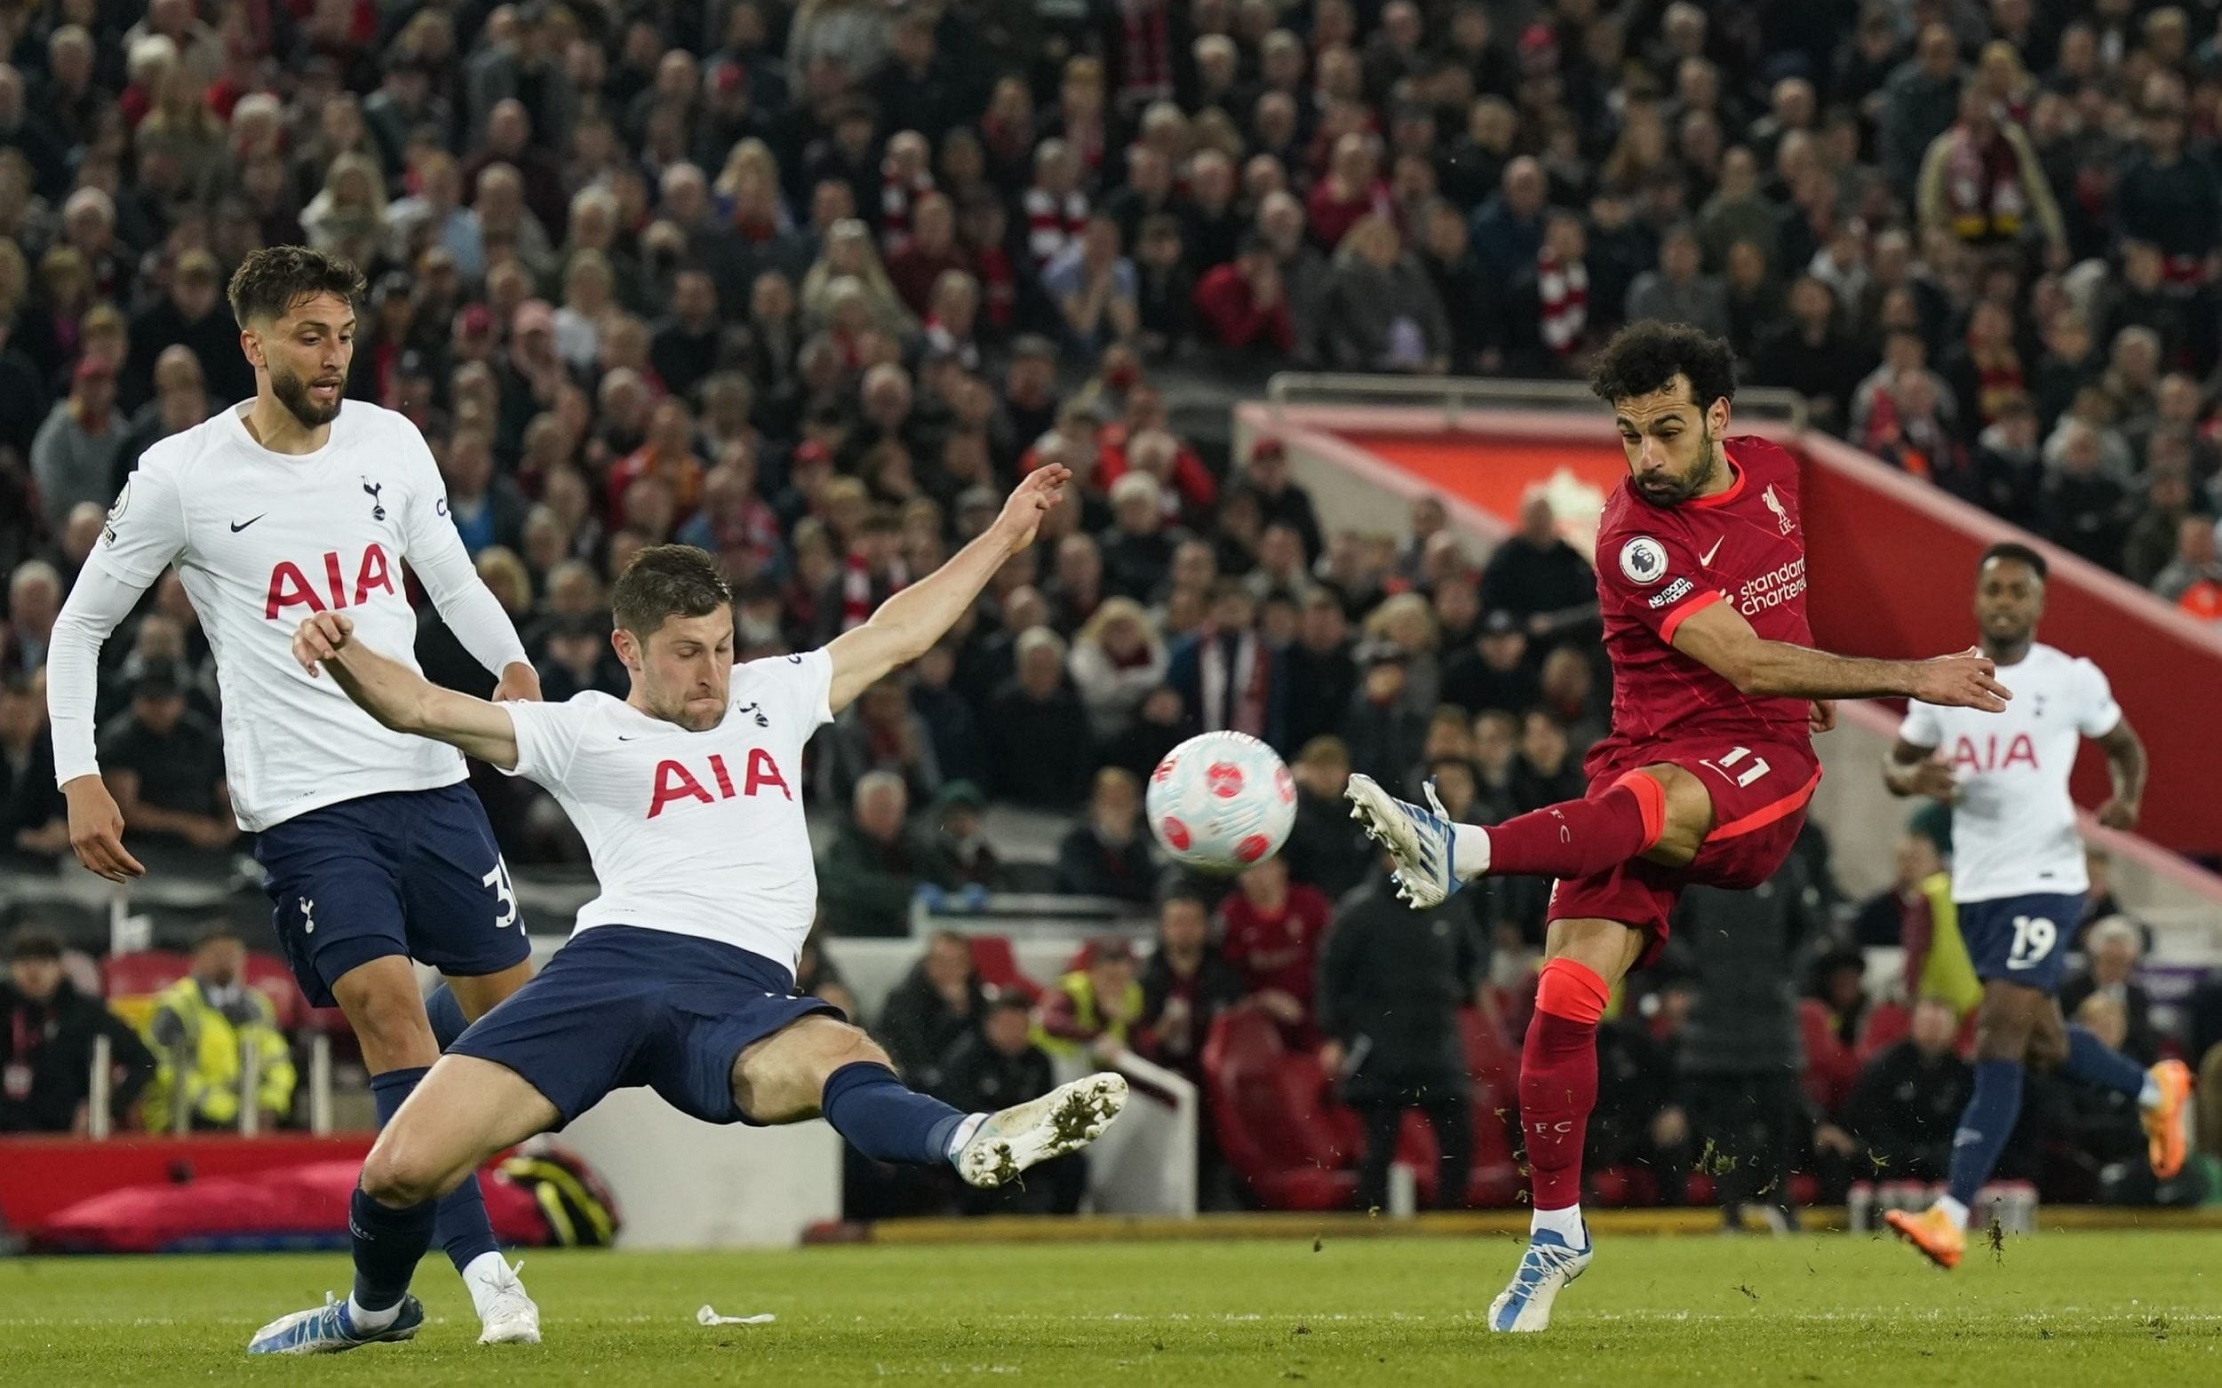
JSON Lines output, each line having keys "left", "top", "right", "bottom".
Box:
{"left": 1483, "top": 775, "right": 1664, "bottom": 880}
{"left": 1520, "top": 958, "right": 1612, "bottom": 1212}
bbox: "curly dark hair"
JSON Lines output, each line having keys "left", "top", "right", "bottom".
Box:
{"left": 612, "top": 544, "right": 733, "bottom": 637}
{"left": 225, "top": 245, "right": 366, "bottom": 328}
{"left": 1588, "top": 320, "right": 1739, "bottom": 412}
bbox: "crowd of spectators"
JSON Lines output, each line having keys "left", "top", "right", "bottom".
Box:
{"left": 3, "top": 0, "right": 2222, "bottom": 869}
{"left": 1, "top": 0, "right": 2221, "bottom": 1214}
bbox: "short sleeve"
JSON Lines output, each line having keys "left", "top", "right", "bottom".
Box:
{"left": 2073, "top": 658, "right": 2123, "bottom": 738}
{"left": 86, "top": 460, "right": 187, "bottom": 587}
{"left": 501, "top": 698, "right": 585, "bottom": 787}
{"left": 761, "top": 648, "right": 835, "bottom": 732}
{"left": 1599, "top": 528, "right": 1722, "bottom": 643}
{"left": 1898, "top": 700, "right": 1942, "bottom": 749}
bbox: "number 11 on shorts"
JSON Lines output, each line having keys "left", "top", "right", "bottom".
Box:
{"left": 1701, "top": 746, "right": 1772, "bottom": 789}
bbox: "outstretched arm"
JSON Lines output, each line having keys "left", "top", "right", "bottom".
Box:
{"left": 1670, "top": 601, "right": 2011, "bottom": 710}
{"left": 2093, "top": 717, "right": 2146, "bottom": 830}
{"left": 291, "top": 612, "right": 520, "bottom": 770}
{"left": 824, "top": 465, "right": 1071, "bottom": 714}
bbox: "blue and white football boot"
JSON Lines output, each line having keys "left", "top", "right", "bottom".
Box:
{"left": 1487, "top": 1226, "right": 1593, "bottom": 1333}
{"left": 1343, "top": 773, "right": 1465, "bottom": 909}
{"left": 247, "top": 1293, "right": 424, "bottom": 1355}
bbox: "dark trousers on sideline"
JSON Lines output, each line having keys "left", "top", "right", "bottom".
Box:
{"left": 1684, "top": 1071, "right": 1799, "bottom": 1219}
{"left": 1353, "top": 1089, "right": 1473, "bottom": 1211}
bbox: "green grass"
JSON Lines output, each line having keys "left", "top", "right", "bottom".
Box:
{"left": 2, "top": 1231, "right": 2219, "bottom": 1385}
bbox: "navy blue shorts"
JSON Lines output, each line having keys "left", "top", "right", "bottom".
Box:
{"left": 253, "top": 784, "right": 531, "bottom": 1008}
{"left": 447, "top": 925, "right": 843, "bottom": 1126}
{"left": 1958, "top": 892, "right": 2083, "bottom": 994}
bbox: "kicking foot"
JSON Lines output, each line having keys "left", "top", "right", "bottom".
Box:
{"left": 473, "top": 1259, "right": 542, "bottom": 1345}
{"left": 2144, "top": 1059, "right": 2193, "bottom": 1180}
{"left": 247, "top": 1294, "right": 424, "bottom": 1355}
{"left": 1487, "top": 1227, "right": 1592, "bottom": 1333}
{"left": 1344, "top": 774, "right": 1461, "bottom": 910}
{"left": 1883, "top": 1205, "right": 1964, "bottom": 1270}
{"left": 957, "top": 1073, "right": 1128, "bottom": 1190}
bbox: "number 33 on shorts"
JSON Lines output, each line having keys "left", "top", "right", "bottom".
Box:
{"left": 483, "top": 856, "right": 521, "bottom": 933}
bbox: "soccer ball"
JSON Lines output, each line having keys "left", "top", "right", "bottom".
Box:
{"left": 1146, "top": 731, "right": 1297, "bottom": 873}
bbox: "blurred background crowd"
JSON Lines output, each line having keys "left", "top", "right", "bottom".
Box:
{"left": 4, "top": 0, "right": 2222, "bottom": 1213}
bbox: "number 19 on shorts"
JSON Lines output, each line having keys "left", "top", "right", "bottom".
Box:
{"left": 2007, "top": 915, "right": 2057, "bottom": 970}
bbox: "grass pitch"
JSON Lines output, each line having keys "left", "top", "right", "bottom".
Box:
{"left": 1, "top": 1229, "right": 2218, "bottom": 1385}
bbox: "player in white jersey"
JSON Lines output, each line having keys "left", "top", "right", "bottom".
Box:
{"left": 45, "top": 247, "right": 542, "bottom": 1340}
{"left": 246, "top": 475, "right": 1128, "bottom": 1356}
{"left": 1880, "top": 542, "right": 2191, "bottom": 1269}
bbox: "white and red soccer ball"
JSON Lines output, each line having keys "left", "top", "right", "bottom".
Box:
{"left": 1146, "top": 731, "right": 1297, "bottom": 873}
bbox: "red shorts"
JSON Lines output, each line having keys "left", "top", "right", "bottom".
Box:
{"left": 1544, "top": 735, "right": 1821, "bottom": 969}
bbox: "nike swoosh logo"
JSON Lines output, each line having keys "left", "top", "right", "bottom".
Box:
{"left": 231, "top": 515, "right": 267, "bottom": 532}
{"left": 1699, "top": 537, "right": 1724, "bottom": 566}
{"left": 616, "top": 735, "right": 641, "bottom": 741}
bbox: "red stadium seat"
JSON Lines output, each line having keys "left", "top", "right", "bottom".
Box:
{"left": 243, "top": 953, "right": 309, "bottom": 1031}
{"left": 101, "top": 951, "right": 190, "bottom": 1032}
{"left": 1201, "top": 1010, "right": 1359, "bottom": 1210}
{"left": 1798, "top": 998, "right": 1861, "bottom": 1112}
{"left": 1200, "top": 1007, "right": 1530, "bottom": 1212}
{"left": 102, "top": 950, "right": 190, "bottom": 998}
{"left": 1855, "top": 1000, "right": 1911, "bottom": 1061}
{"left": 967, "top": 935, "right": 1039, "bottom": 1002}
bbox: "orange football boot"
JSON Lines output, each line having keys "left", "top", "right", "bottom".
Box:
{"left": 1884, "top": 1205, "right": 1965, "bottom": 1270}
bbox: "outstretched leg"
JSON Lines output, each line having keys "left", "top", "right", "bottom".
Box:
{"left": 2053, "top": 1008, "right": 2191, "bottom": 1182}
{"left": 733, "top": 1015, "right": 1127, "bottom": 1188}
{"left": 1348, "top": 765, "right": 1708, "bottom": 909}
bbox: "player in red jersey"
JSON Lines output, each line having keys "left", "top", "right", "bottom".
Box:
{"left": 1344, "top": 322, "right": 2011, "bottom": 1333}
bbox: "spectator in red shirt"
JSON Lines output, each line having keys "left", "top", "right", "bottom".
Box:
{"left": 1194, "top": 236, "right": 1296, "bottom": 356}
{"left": 1217, "top": 854, "right": 1333, "bottom": 1046}
{"left": 886, "top": 192, "right": 970, "bottom": 319}
{"left": 1306, "top": 131, "right": 1393, "bottom": 252}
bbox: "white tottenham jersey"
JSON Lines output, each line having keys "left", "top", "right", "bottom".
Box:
{"left": 1899, "top": 642, "right": 2122, "bottom": 903}
{"left": 85, "top": 403, "right": 478, "bottom": 830}
{"left": 502, "top": 649, "right": 836, "bottom": 970}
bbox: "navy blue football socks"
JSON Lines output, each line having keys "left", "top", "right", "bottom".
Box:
{"left": 2063, "top": 1024, "right": 2149, "bottom": 1098}
{"left": 424, "top": 984, "right": 470, "bottom": 1051}
{"left": 369, "top": 1065, "right": 500, "bottom": 1274}
{"left": 348, "top": 1184, "right": 435, "bottom": 1315}
{"left": 821, "top": 1061, "right": 969, "bottom": 1165}
{"left": 1946, "top": 1058, "right": 2024, "bottom": 1210}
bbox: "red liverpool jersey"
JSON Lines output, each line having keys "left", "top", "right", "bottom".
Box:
{"left": 1588, "top": 435, "right": 1814, "bottom": 769}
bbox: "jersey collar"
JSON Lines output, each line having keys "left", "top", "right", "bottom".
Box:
{"left": 1685, "top": 459, "right": 1745, "bottom": 509}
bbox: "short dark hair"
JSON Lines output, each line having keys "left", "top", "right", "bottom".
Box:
{"left": 193, "top": 921, "right": 243, "bottom": 951}
{"left": 611, "top": 544, "right": 732, "bottom": 638}
{"left": 1589, "top": 320, "right": 1739, "bottom": 412}
{"left": 1979, "top": 540, "right": 2048, "bottom": 582}
{"left": 7, "top": 927, "right": 63, "bottom": 962}
{"left": 227, "top": 245, "right": 367, "bottom": 328}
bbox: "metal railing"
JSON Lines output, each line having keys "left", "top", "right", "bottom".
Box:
{"left": 1261, "top": 372, "right": 1810, "bottom": 433}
